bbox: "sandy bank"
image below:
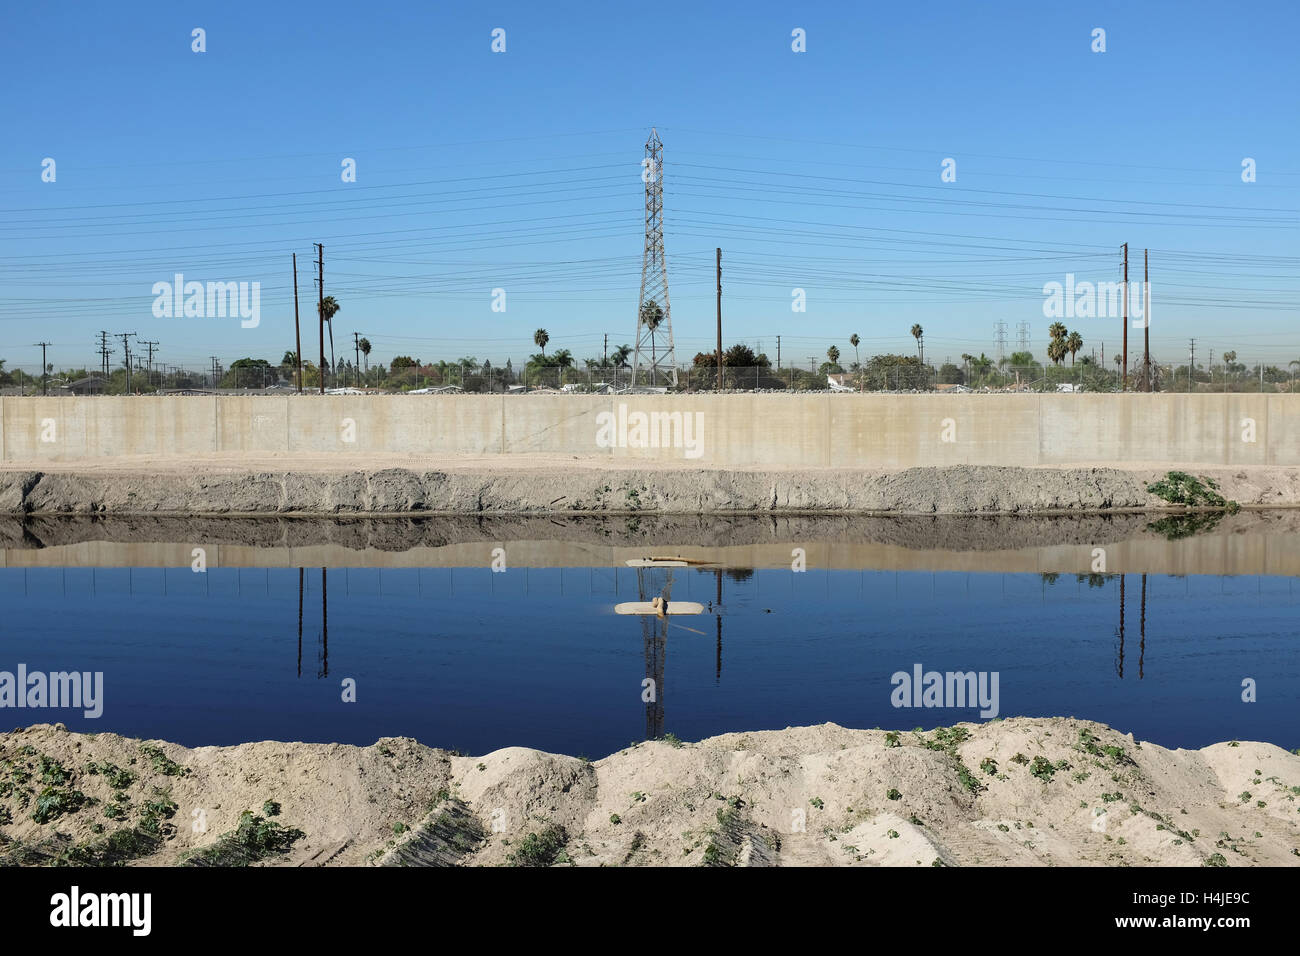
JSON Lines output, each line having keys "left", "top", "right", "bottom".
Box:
{"left": 2, "top": 719, "right": 1296, "bottom": 867}
{"left": 0, "top": 461, "right": 1298, "bottom": 516}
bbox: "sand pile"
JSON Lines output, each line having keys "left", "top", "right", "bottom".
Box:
{"left": 1, "top": 718, "right": 1296, "bottom": 867}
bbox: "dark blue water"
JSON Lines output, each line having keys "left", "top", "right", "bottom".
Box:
{"left": 0, "top": 565, "right": 1295, "bottom": 756}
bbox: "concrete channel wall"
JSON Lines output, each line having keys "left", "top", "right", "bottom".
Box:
{"left": 0, "top": 393, "right": 1296, "bottom": 467}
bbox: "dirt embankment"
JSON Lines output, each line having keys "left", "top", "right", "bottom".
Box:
{"left": 0, "top": 463, "right": 1298, "bottom": 516}
{"left": 2, "top": 720, "right": 1296, "bottom": 867}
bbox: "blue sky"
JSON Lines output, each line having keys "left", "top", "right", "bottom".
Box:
{"left": 0, "top": 0, "right": 1295, "bottom": 376}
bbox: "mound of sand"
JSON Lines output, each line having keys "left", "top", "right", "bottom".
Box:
{"left": 1, "top": 718, "right": 1296, "bottom": 867}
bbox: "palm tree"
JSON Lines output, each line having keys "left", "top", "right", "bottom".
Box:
{"left": 640, "top": 300, "right": 665, "bottom": 384}
{"left": 910, "top": 324, "right": 924, "bottom": 364}
{"left": 317, "top": 296, "right": 340, "bottom": 389}
{"left": 359, "top": 337, "right": 371, "bottom": 383}
{"left": 1047, "top": 338, "right": 1068, "bottom": 366}
{"left": 1047, "top": 321, "right": 1067, "bottom": 343}
{"left": 533, "top": 329, "right": 549, "bottom": 358}
{"left": 849, "top": 333, "right": 860, "bottom": 369}
{"left": 1066, "top": 331, "right": 1083, "bottom": 365}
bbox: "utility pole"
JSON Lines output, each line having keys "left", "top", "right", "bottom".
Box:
{"left": 603, "top": 333, "right": 608, "bottom": 368}
{"left": 776, "top": 335, "right": 781, "bottom": 370}
{"left": 1121, "top": 243, "right": 1129, "bottom": 391}
{"left": 34, "top": 342, "right": 51, "bottom": 395}
{"left": 117, "top": 333, "right": 136, "bottom": 394}
{"left": 1142, "top": 249, "right": 1151, "bottom": 391}
{"left": 140, "top": 340, "right": 158, "bottom": 390}
{"left": 97, "top": 331, "right": 112, "bottom": 380}
{"left": 353, "top": 332, "right": 362, "bottom": 388}
{"left": 716, "top": 247, "right": 723, "bottom": 391}
{"left": 1188, "top": 338, "right": 1196, "bottom": 392}
{"left": 293, "top": 253, "right": 303, "bottom": 393}
{"left": 316, "top": 243, "right": 325, "bottom": 395}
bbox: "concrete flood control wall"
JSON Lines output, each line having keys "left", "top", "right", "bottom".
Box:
{"left": 0, "top": 394, "right": 1296, "bottom": 467}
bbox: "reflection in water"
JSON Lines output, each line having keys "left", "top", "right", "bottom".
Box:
{"left": 2, "top": 563, "right": 1293, "bottom": 754}
{"left": 1116, "top": 575, "right": 1126, "bottom": 678}
{"left": 295, "top": 567, "right": 329, "bottom": 679}
{"left": 1114, "top": 573, "right": 1150, "bottom": 680}
{"left": 1139, "top": 574, "right": 1147, "bottom": 680}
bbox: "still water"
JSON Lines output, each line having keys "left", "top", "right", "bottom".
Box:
{"left": 0, "top": 556, "right": 1295, "bottom": 756}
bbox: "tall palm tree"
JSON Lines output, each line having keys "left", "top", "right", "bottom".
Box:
{"left": 1066, "top": 331, "right": 1083, "bottom": 365}
{"left": 849, "top": 333, "right": 860, "bottom": 369}
{"left": 359, "top": 337, "right": 371, "bottom": 378}
{"left": 317, "top": 296, "right": 340, "bottom": 388}
{"left": 1047, "top": 321, "right": 1067, "bottom": 343}
{"left": 910, "top": 324, "right": 924, "bottom": 364}
{"left": 826, "top": 345, "right": 841, "bottom": 369}
{"left": 533, "top": 329, "right": 549, "bottom": 357}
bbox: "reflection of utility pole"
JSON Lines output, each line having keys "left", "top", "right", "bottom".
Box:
{"left": 1138, "top": 574, "right": 1147, "bottom": 679}
{"left": 297, "top": 568, "right": 304, "bottom": 678}
{"left": 318, "top": 567, "right": 329, "bottom": 678}
{"left": 714, "top": 569, "right": 723, "bottom": 682}
{"left": 1115, "top": 575, "right": 1127, "bottom": 678}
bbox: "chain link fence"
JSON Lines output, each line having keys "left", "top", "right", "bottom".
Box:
{"left": 1, "top": 360, "right": 1296, "bottom": 395}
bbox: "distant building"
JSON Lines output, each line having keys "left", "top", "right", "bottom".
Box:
{"left": 59, "top": 376, "right": 108, "bottom": 395}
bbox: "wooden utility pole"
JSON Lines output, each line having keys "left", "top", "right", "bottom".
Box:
{"left": 140, "top": 340, "right": 158, "bottom": 389}
{"left": 1142, "top": 248, "right": 1151, "bottom": 391}
{"left": 1121, "top": 242, "right": 1129, "bottom": 391}
{"left": 34, "top": 342, "right": 51, "bottom": 395}
{"left": 293, "top": 253, "right": 303, "bottom": 393}
{"left": 316, "top": 243, "right": 325, "bottom": 395}
{"left": 118, "top": 333, "right": 136, "bottom": 393}
{"left": 353, "top": 332, "right": 361, "bottom": 388}
{"left": 715, "top": 248, "right": 723, "bottom": 390}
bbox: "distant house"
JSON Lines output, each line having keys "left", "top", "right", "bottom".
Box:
{"left": 59, "top": 376, "right": 108, "bottom": 395}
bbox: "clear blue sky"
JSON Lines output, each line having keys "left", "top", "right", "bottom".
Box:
{"left": 1, "top": 0, "right": 1296, "bottom": 376}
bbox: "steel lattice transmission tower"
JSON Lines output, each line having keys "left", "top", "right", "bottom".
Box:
{"left": 632, "top": 128, "right": 677, "bottom": 388}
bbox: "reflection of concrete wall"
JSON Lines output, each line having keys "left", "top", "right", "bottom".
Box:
{"left": 0, "top": 394, "right": 1296, "bottom": 466}
{"left": 3, "top": 533, "right": 1299, "bottom": 577}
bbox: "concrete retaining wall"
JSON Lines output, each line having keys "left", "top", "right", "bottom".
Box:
{"left": 1, "top": 394, "right": 1295, "bottom": 467}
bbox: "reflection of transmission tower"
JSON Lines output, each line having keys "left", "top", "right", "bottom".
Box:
{"left": 637, "top": 566, "right": 672, "bottom": 740}
{"left": 632, "top": 128, "right": 677, "bottom": 388}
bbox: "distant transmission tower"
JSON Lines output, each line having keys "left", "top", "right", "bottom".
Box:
{"left": 994, "top": 321, "right": 1008, "bottom": 364}
{"left": 632, "top": 128, "right": 677, "bottom": 388}
{"left": 1016, "top": 321, "right": 1030, "bottom": 354}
